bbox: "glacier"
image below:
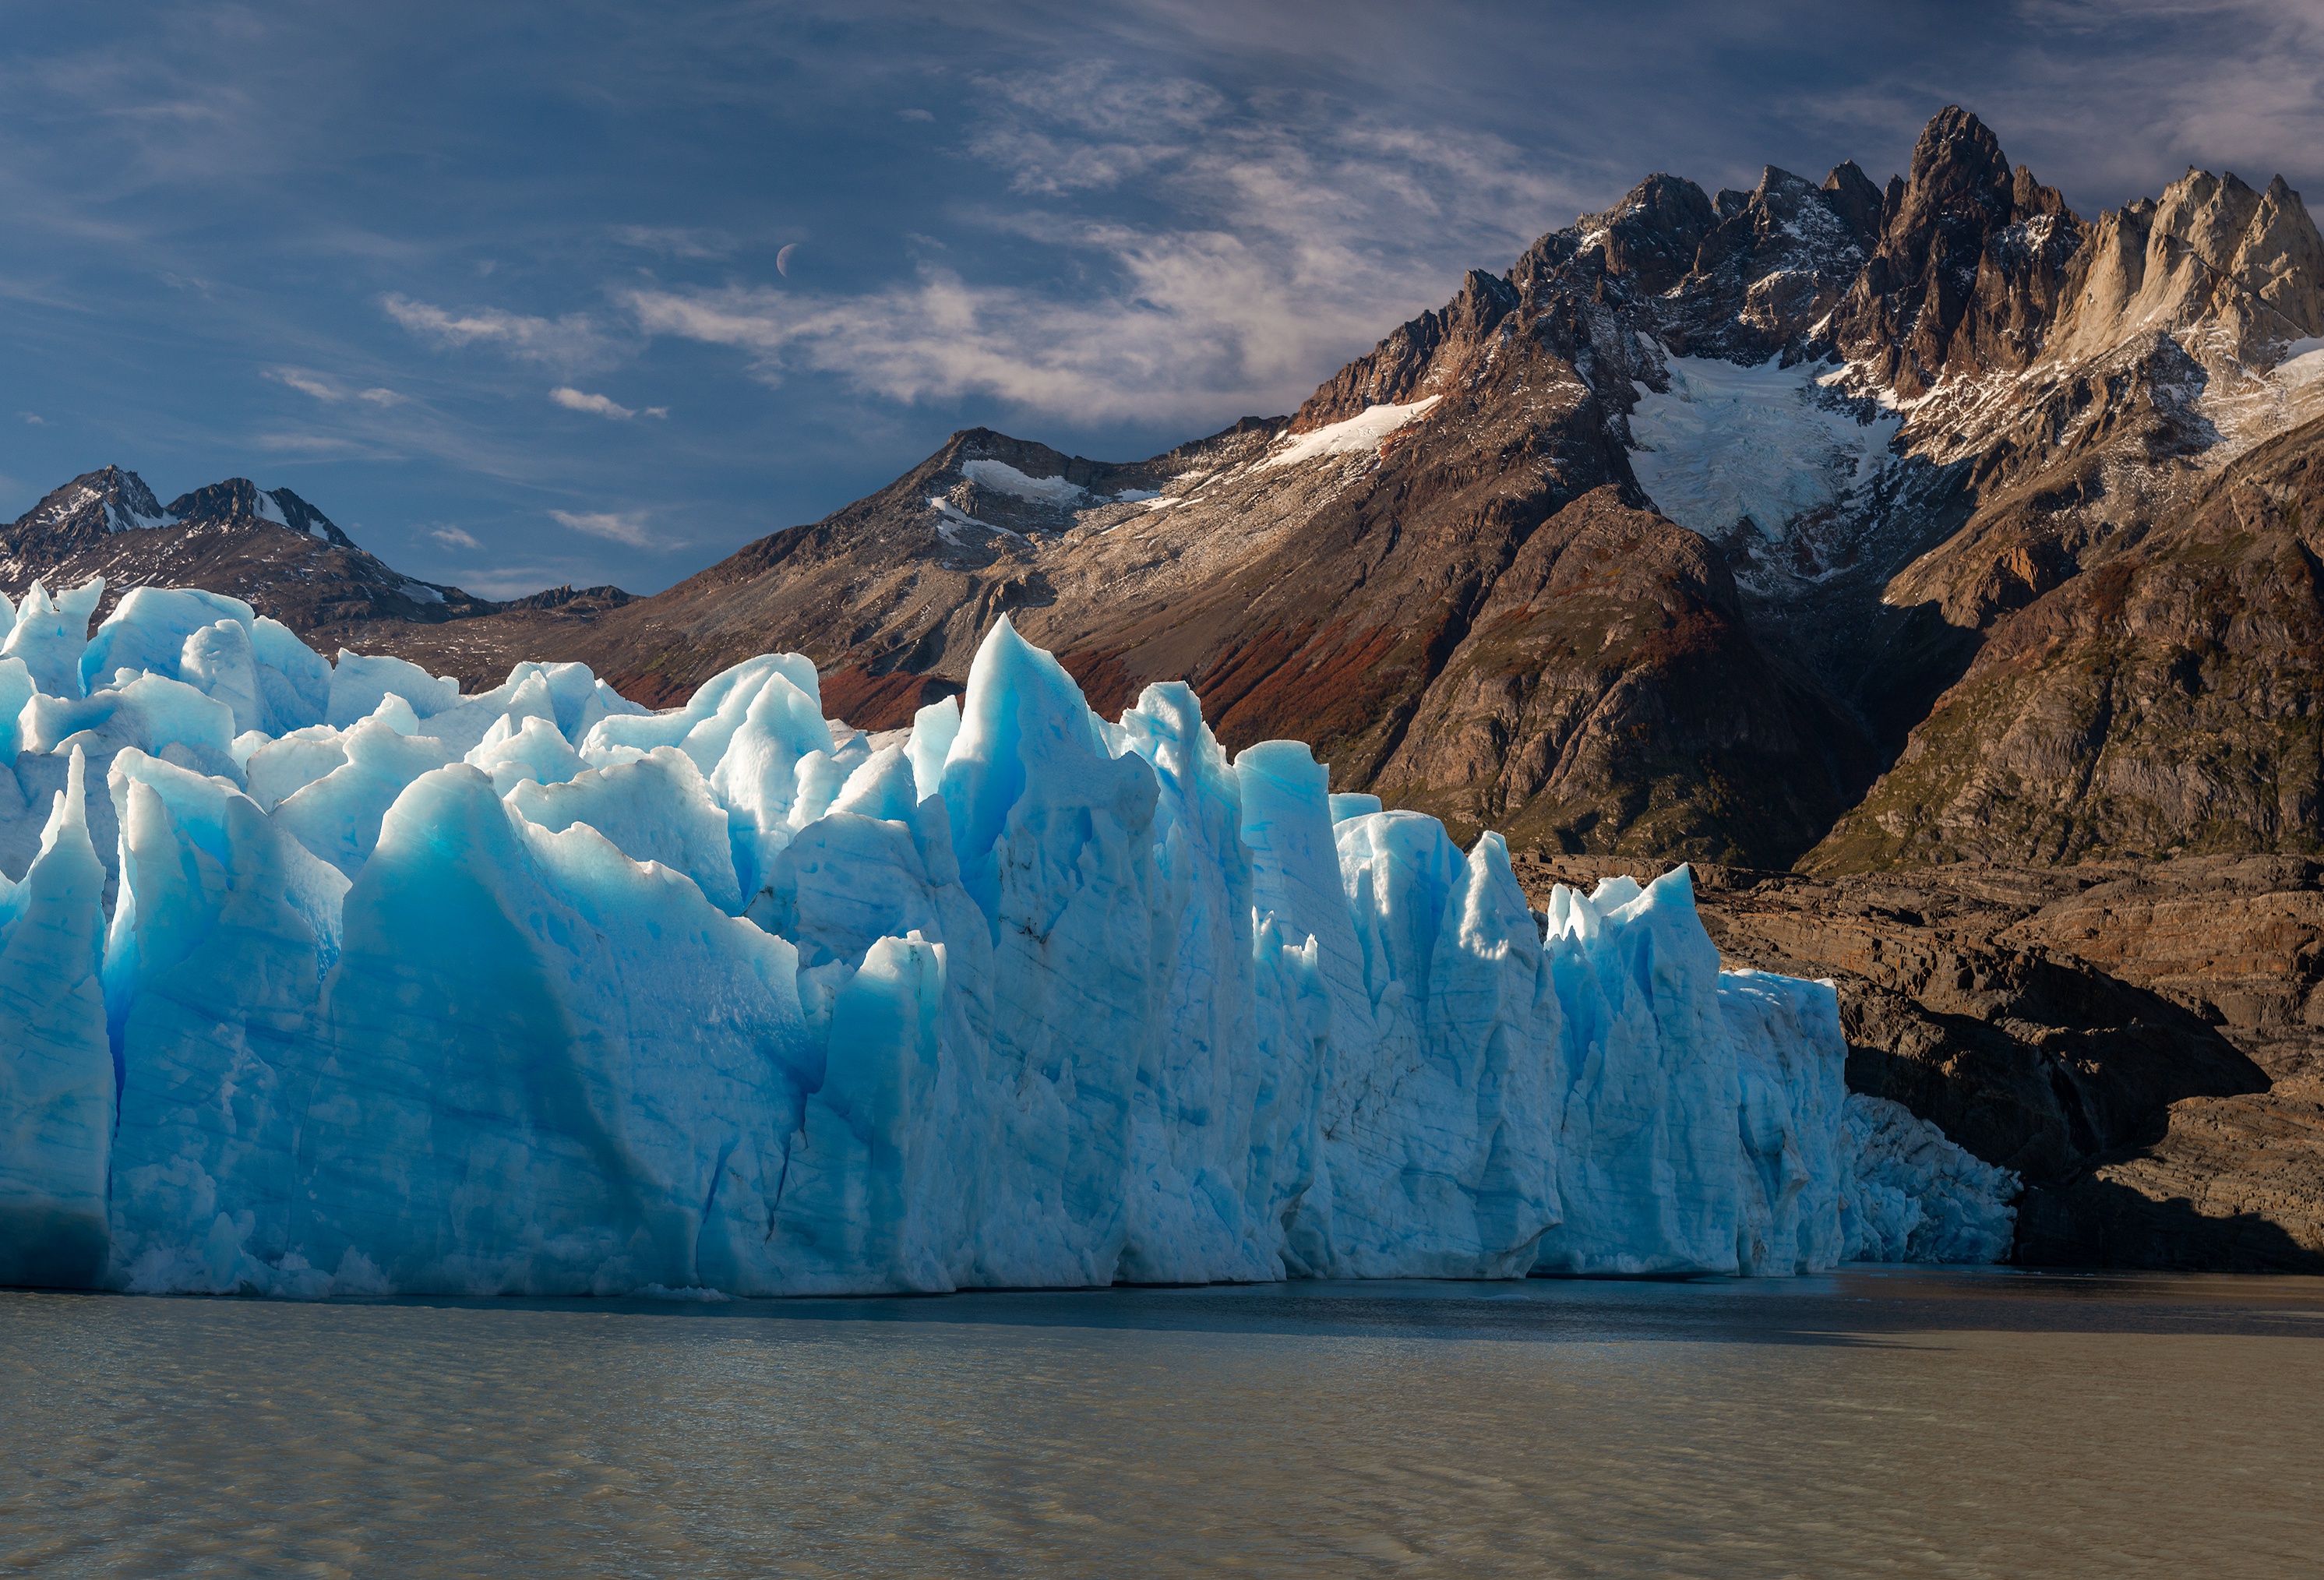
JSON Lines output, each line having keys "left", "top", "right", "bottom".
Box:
{"left": 0, "top": 575, "right": 2016, "bottom": 1296}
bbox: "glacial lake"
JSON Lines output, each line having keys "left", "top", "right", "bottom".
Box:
{"left": 4, "top": 1270, "right": 2320, "bottom": 1578}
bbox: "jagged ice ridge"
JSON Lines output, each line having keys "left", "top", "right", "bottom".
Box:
{"left": 0, "top": 575, "right": 2017, "bottom": 1296}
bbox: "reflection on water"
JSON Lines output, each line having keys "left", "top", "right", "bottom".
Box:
{"left": 4, "top": 1269, "right": 2321, "bottom": 1578}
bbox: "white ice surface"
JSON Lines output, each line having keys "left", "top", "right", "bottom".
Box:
{"left": 0, "top": 587, "right": 2009, "bottom": 1297}
{"left": 961, "top": 458, "right": 1087, "bottom": 506}
{"left": 1263, "top": 397, "right": 1441, "bottom": 471}
{"left": 1629, "top": 355, "right": 1899, "bottom": 541}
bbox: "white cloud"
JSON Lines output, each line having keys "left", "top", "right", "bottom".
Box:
{"left": 898, "top": 108, "right": 934, "bottom": 122}
{"left": 626, "top": 64, "right": 1585, "bottom": 425}
{"left": 550, "top": 507, "right": 654, "bottom": 545}
{"left": 266, "top": 366, "right": 346, "bottom": 401}
{"left": 551, "top": 386, "right": 637, "bottom": 419}
{"left": 19, "top": 412, "right": 44, "bottom": 425}
{"left": 269, "top": 367, "right": 405, "bottom": 407}
{"left": 970, "top": 63, "right": 1225, "bottom": 196}
{"left": 383, "top": 294, "right": 618, "bottom": 373}
{"left": 429, "top": 525, "right": 481, "bottom": 549}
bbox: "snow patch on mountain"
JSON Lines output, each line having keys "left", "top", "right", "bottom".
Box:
{"left": 1263, "top": 396, "right": 1441, "bottom": 470}
{"left": 2192, "top": 332, "right": 2324, "bottom": 467}
{"left": 961, "top": 459, "right": 1086, "bottom": 507}
{"left": 1628, "top": 356, "right": 1899, "bottom": 541}
{"left": 928, "top": 496, "right": 1023, "bottom": 544}
{"left": 108, "top": 500, "right": 174, "bottom": 534}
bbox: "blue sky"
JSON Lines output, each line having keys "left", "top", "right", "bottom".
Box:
{"left": 3, "top": 2, "right": 2318, "bottom": 597}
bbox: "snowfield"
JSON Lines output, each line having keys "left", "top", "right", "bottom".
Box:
{"left": 1628, "top": 354, "right": 1899, "bottom": 542}
{"left": 1262, "top": 396, "right": 1441, "bottom": 470}
{"left": 0, "top": 575, "right": 2015, "bottom": 1297}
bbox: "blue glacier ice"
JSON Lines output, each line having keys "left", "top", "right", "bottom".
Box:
{"left": 1840, "top": 1094, "right": 2022, "bottom": 1263}
{"left": 0, "top": 576, "right": 2018, "bottom": 1296}
{"left": 0, "top": 748, "right": 111, "bottom": 1287}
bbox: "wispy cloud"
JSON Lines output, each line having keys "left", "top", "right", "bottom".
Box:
{"left": 548, "top": 386, "right": 665, "bottom": 420}
{"left": 384, "top": 50, "right": 1593, "bottom": 442}
{"left": 251, "top": 431, "right": 401, "bottom": 460}
{"left": 550, "top": 506, "right": 654, "bottom": 545}
{"left": 451, "top": 564, "right": 577, "bottom": 600}
{"left": 383, "top": 293, "right": 620, "bottom": 373}
{"left": 267, "top": 366, "right": 343, "bottom": 401}
{"left": 429, "top": 524, "right": 481, "bottom": 549}
{"left": 626, "top": 69, "right": 1584, "bottom": 425}
{"left": 612, "top": 224, "right": 735, "bottom": 259}
{"left": 19, "top": 412, "right": 44, "bottom": 425}
{"left": 264, "top": 365, "right": 405, "bottom": 404}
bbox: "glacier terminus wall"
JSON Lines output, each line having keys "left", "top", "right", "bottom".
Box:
{"left": 0, "top": 577, "right": 2019, "bottom": 1298}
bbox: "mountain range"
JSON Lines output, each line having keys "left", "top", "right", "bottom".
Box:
{"left": 23, "top": 108, "right": 2321, "bottom": 873}
{"left": 9, "top": 106, "right": 2324, "bottom": 1267}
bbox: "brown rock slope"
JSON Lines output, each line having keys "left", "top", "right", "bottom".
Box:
{"left": 1810, "top": 414, "right": 2324, "bottom": 870}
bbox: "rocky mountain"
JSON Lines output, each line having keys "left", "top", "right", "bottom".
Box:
{"left": 0, "top": 467, "right": 636, "bottom": 663}
{"left": 315, "top": 107, "right": 2324, "bottom": 882}
{"left": 21, "top": 109, "right": 2324, "bottom": 879}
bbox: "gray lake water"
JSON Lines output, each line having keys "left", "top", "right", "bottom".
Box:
{"left": 3, "top": 1269, "right": 2321, "bottom": 1578}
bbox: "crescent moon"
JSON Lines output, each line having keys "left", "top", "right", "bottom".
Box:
{"left": 777, "top": 243, "right": 799, "bottom": 277}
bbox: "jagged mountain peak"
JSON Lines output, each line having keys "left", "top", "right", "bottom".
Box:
{"left": 5, "top": 468, "right": 359, "bottom": 558}
{"left": 1829, "top": 108, "right": 2081, "bottom": 398}
{"left": 2045, "top": 166, "right": 2320, "bottom": 367}
{"left": 15, "top": 465, "right": 171, "bottom": 541}
{"left": 164, "top": 477, "right": 355, "bottom": 546}
{"left": 0, "top": 467, "right": 502, "bottom": 653}
{"left": 1902, "top": 105, "right": 2013, "bottom": 206}
{"left": 1821, "top": 160, "right": 1885, "bottom": 236}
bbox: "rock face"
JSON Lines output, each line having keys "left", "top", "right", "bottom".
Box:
{"left": 1831, "top": 105, "right": 2081, "bottom": 396}
{"left": 1811, "top": 416, "right": 2324, "bottom": 869}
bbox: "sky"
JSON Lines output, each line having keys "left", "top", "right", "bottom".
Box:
{"left": 3, "top": 1, "right": 2320, "bottom": 598}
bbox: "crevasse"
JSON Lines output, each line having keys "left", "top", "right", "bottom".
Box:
{"left": 0, "top": 576, "right": 2018, "bottom": 1296}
